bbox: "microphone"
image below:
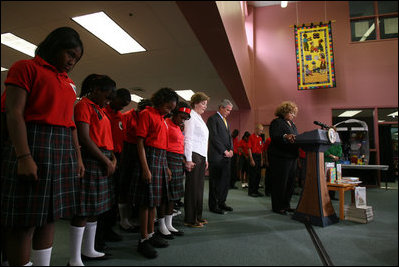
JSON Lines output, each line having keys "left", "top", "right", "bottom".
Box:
{"left": 313, "top": 121, "right": 330, "bottom": 129}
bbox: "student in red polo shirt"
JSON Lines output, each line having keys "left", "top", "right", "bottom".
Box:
{"left": 248, "top": 123, "right": 265, "bottom": 197}
{"left": 118, "top": 99, "right": 153, "bottom": 232}
{"left": 157, "top": 102, "right": 191, "bottom": 239}
{"left": 238, "top": 131, "right": 251, "bottom": 189}
{"left": 1, "top": 27, "right": 84, "bottom": 266}
{"left": 230, "top": 129, "right": 240, "bottom": 189}
{"left": 130, "top": 88, "right": 178, "bottom": 259}
{"left": 95, "top": 88, "right": 131, "bottom": 250}
{"left": 68, "top": 74, "right": 117, "bottom": 266}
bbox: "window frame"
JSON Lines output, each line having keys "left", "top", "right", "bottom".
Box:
{"left": 349, "top": 1, "right": 398, "bottom": 43}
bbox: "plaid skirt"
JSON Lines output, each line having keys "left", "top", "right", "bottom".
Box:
{"left": 129, "top": 146, "right": 169, "bottom": 207}
{"left": 75, "top": 148, "right": 114, "bottom": 216}
{"left": 1, "top": 123, "right": 79, "bottom": 227}
{"left": 167, "top": 152, "right": 185, "bottom": 201}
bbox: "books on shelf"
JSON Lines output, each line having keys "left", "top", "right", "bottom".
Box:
{"left": 344, "top": 204, "right": 374, "bottom": 223}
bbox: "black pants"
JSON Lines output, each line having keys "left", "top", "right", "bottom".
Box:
{"left": 208, "top": 158, "right": 231, "bottom": 210}
{"left": 264, "top": 166, "right": 272, "bottom": 195}
{"left": 184, "top": 153, "right": 206, "bottom": 224}
{"left": 248, "top": 154, "right": 261, "bottom": 195}
{"left": 269, "top": 155, "right": 297, "bottom": 212}
{"left": 230, "top": 154, "right": 239, "bottom": 187}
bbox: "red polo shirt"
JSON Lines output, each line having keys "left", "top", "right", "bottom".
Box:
{"left": 238, "top": 139, "right": 249, "bottom": 156}
{"left": 74, "top": 97, "right": 114, "bottom": 151}
{"left": 136, "top": 106, "right": 168, "bottom": 150}
{"left": 103, "top": 105, "right": 124, "bottom": 153}
{"left": 166, "top": 118, "right": 184, "bottom": 154}
{"left": 123, "top": 108, "right": 139, "bottom": 144}
{"left": 233, "top": 137, "right": 239, "bottom": 154}
{"left": 248, "top": 133, "right": 264, "bottom": 154}
{"left": 3, "top": 56, "right": 77, "bottom": 127}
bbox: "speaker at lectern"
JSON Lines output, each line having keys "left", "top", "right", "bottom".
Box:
{"left": 292, "top": 128, "right": 340, "bottom": 227}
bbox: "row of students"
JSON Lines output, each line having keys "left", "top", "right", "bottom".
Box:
{"left": 0, "top": 26, "right": 192, "bottom": 265}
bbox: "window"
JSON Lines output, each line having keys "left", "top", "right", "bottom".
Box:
{"left": 349, "top": 1, "right": 398, "bottom": 42}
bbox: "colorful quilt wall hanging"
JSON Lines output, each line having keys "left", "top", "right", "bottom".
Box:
{"left": 295, "top": 21, "right": 336, "bottom": 90}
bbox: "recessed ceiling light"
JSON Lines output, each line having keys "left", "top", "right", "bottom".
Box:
{"left": 1, "top": 33, "right": 37, "bottom": 57}
{"left": 72, "top": 11, "right": 146, "bottom": 54}
{"left": 338, "top": 110, "right": 362, "bottom": 117}
{"left": 130, "top": 94, "right": 143, "bottom": 103}
{"left": 176, "top": 90, "right": 195, "bottom": 101}
{"left": 387, "top": 111, "right": 398, "bottom": 118}
{"left": 281, "top": 1, "right": 288, "bottom": 8}
{"left": 1, "top": 67, "right": 8, "bottom": 72}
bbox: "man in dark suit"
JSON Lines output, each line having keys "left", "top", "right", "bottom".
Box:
{"left": 207, "top": 99, "right": 234, "bottom": 214}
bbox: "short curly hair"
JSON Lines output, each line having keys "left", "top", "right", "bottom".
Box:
{"left": 274, "top": 101, "right": 298, "bottom": 118}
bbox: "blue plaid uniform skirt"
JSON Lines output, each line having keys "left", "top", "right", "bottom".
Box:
{"left": 129, "top": 146, "right": 169, "bottom": 207}
{"left": 75, "top": 148, "right": 114, "bottom": 216}
{"left": 167, "top": 152, "right": 185, "bottom": 201}
{"left": 1, "top": 123, "right": 79, "bottom": 227}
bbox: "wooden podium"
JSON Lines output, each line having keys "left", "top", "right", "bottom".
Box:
{"left": 292, "top": 129, "right": 340, "bottom": 227}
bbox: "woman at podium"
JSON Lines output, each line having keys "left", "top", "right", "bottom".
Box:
{"left": 268, "top": 101, "right": 299, "bottom": 215}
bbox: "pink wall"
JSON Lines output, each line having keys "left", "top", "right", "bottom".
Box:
{"left": 252, "top": 1, "right": 398, "bottom": 133}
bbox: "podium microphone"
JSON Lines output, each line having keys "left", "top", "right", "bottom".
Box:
{"left": 313, "top": 121, "right": 330, "bottom": 129}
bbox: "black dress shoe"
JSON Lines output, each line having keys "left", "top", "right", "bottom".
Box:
{"left": 249, "top": 193, "right": 258, "bottom": 197}
{"left": 286, "top": 208, "right": 295, "bottom": 213}
{"left": 157, "top": 231, "right": 174, "bottom": 240}
{"left": 210, "top": 208, "right": 226, "bottom": 214}
{"left": 256, "top": 192, "right": 264, "bottom": 197}
{"left": 148, "top": 233, "right": 169, "bottom": 248}
{"left": 170, "top": 229, "right": 184, "bottom": 236}
{"left": 81, "top": 253, "right": 111, "bottom": 261}
{"left": 220, "top": 205, "right": 233, "bottom": 212}
{"left": 137, "top": 240, "right": 158, "bottom": 259}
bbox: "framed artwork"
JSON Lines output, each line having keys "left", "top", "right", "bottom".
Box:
{"left": 295, "top": 22, "right": 336, "bottom": 90}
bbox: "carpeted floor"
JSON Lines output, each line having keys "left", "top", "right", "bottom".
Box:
{"left": 50, "top": 180, "right": 398, "bottom": 266}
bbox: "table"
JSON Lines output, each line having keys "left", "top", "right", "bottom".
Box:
{"left": 327, "top": 182, "right": 357, "bottom": 220}
{"left": 341, "top": 164, "right": 389, "bottom": 188}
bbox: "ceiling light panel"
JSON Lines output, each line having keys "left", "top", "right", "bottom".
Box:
{"left": 338, "top": 110, "right": 362, "bottom": 117}
{"left": 176, "top": 90, "right": 195, "bottom": 101}
{"left": 72, "top": 11, "right": 146, "bottom": 54}
{"left": 1, "top": 33, "right": 37, "bottom": 57}
{"left": 1, "top": 67, "right": 8, "bottom": 72}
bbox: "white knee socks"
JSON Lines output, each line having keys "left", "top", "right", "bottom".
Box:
{"left": 158, "top": 217, "right": 171, "bottom": 235}
{"left": 118, "top": 203, "right": 133, "bottom": 229}
{"left": 165, "top": 215, "right": 178, "bottom": 232}
{"left": 31, "top": 247, "right": 52, "bottom": 266}
{"left": 81, "top": 222, "right": 105, "bottom": 258}
{"left": 69, "top": 225, "right": 85, "bottom": 266}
